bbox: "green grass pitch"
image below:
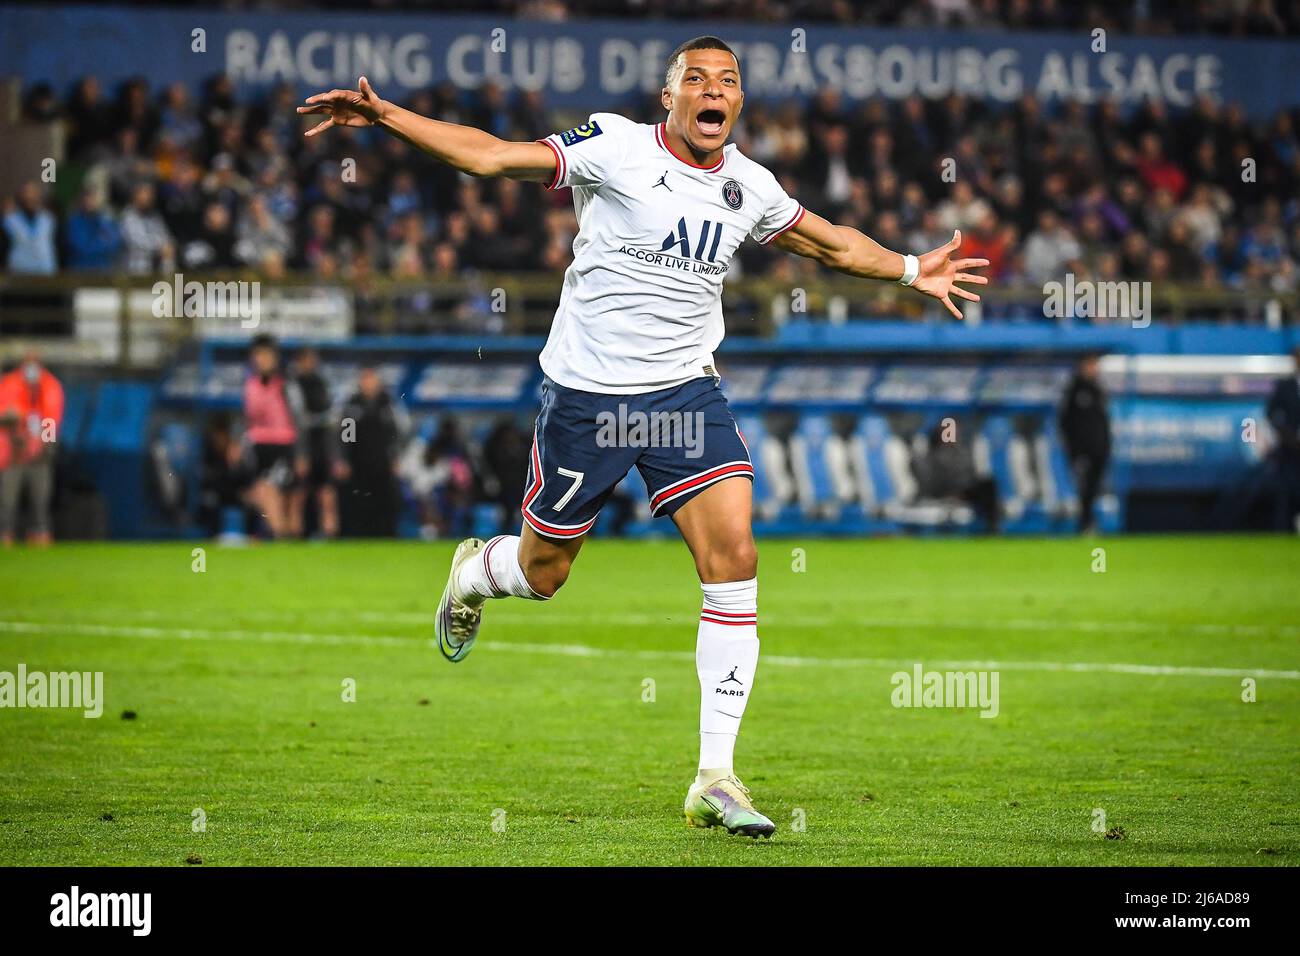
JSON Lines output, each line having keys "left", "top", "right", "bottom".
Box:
{"left": 1, "top": 535, "right": 1296, "bottom": 866}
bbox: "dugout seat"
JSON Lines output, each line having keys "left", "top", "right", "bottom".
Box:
{"left": 980, "top": 415, "right": 1049, "bottom": 533}
{"left": 794, "top": 414, "right": 850, "bottom": 522}
{"left": 57, "top": 382, "right": 94, "bottom": 453}
{"left": 858, "top": 415, "right": 952, "bottom": 527}
{"left": 151, "top": 420, "right": 196, "bottom": 515}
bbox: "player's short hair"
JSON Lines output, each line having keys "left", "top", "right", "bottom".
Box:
{"left": 664, "top": 36, "right": 739, "bottom": 89}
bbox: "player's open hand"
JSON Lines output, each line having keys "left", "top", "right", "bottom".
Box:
{"left": 911, "top": 230, "right": 990, "bottom": 320}
{"left": 297, "top": 76, "right": 385, "bottom": 137}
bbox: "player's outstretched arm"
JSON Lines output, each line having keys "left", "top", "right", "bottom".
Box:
{"left": 296, "top": 76, "right": 556, "bottom": 183}
{"left": 772, "top": 209, "right": 989, "bottom": 319}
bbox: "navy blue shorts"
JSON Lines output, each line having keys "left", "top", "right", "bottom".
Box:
{"left": 522, "top": 376, "right": 753, "bottom": 539}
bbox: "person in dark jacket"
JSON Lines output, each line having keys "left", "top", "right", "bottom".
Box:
{"left": 1265, "top": 346, "right": 1300, "bottom": 533}
{"left": 1058, "top": 353, "right": 1111, "bottom": 534}
{"left": 292, "top": 348, "right": 342, "bottom": 538}
{"left": 480, "top": 417, "right": 531, "bottom": 533}
{"left": 198, "top": 411, "right": 253, "bottom": 538}
{"left": 338, "top": 365, "right": 408, "bottom": 537}
{"left": 64, "top": 187, "right": 123, "bottom": 271}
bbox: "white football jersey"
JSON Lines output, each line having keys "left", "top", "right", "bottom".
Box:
{"left": 536, "top": 112, "right": 805, "bottom": 394}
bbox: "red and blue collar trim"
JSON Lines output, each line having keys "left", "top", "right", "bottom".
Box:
{"left": 655, "top": 123, "right": 726, "bottom": 173}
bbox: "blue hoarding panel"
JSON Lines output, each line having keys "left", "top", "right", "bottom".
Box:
{"left": 3, "top": 7, "right": 1297, "bottom": 119}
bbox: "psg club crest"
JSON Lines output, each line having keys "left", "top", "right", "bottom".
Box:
{"left": 722, "top": 179, "right": 744, "bottom": 210}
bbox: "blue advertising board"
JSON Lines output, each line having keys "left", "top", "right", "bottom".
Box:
{"left": 3, "top": 5, "right": 1298, "bottom": 118}
{"left": 1111, "top": 397, "right": 1271, "bottom": 491}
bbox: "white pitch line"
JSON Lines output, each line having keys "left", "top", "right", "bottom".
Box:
{"left": 484, "top": 640, "right": 1300, "bottom": 680}
{"left": 1, "top": 620, "right": 1296, "bottom": 681}
{"left": 0, "top": 620, "right": 412, "bottom": 648}
{"left": 4, "top": 606, "right": 1298, "bottom": 639}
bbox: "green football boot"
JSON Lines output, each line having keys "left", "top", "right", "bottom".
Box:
{"left": 435, "top": 537, "right": 486, "bottom": 663}
{"left": 684, "top": 773, "right": 776, "bottom": 839}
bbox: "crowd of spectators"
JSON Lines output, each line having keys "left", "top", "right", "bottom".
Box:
{"left": 3, "top": 64, "right": 1298, "bottom": 310}
{"left": 197, "top": 339, "right": 531, "bottom": 540}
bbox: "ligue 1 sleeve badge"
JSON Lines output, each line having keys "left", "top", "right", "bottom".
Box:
{"left": 722, "top": 180, "right": 744, "bottom": 210}
{"left": 560, "top": 120, "right": 604, "bottom": 147}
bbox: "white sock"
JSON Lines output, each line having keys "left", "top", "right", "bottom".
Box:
{"left": 696, "top": 578, "right": 759, "bottom": 780}
{"left": 454, "top": 535, "right": 547, "bottom": 604}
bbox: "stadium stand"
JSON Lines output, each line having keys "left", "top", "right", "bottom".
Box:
{"left": 1, "top": 3, "right": 1298, "bottom": 539}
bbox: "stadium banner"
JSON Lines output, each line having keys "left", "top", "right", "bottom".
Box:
{"left": 1112, "top": 397, "right": 1270, "bottom": 491}
{"left": 4, "top": 5, "right": 1300, "bottom": 118}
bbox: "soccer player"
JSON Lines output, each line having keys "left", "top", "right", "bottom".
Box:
{"left": 299, "top": 36, "right": 989, "bottom": 838}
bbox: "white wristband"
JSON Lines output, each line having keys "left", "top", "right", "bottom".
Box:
{"left": 898, "top": 254, "right": 919, "bottom": 287}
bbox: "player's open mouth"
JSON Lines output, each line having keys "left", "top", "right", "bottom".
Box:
{"left": 696, "top": 109, "right": 727, "bottom": 137}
